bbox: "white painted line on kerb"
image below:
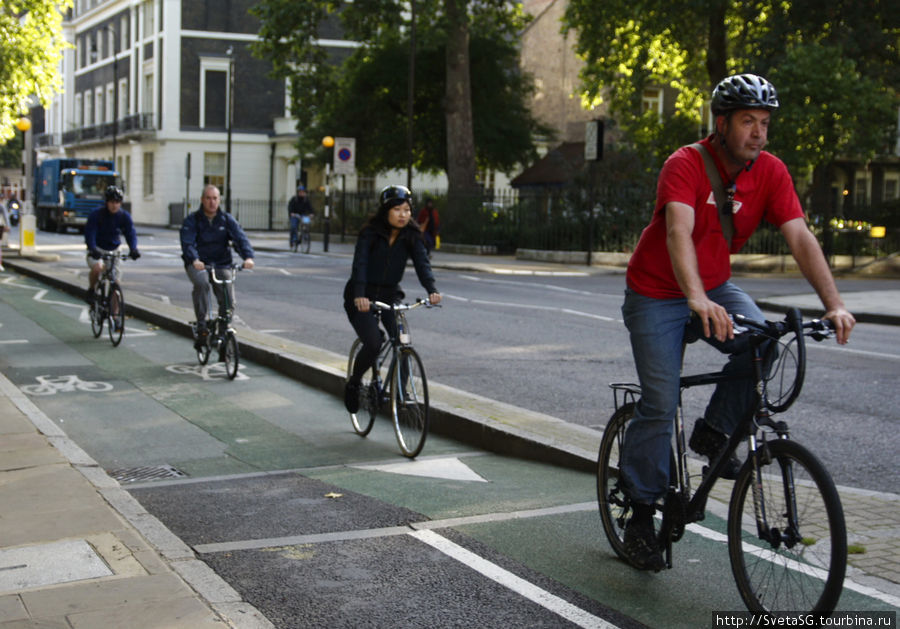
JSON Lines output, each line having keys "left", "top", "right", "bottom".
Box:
{"left": 410, "top": 529, "right": 618, "bottom": 629}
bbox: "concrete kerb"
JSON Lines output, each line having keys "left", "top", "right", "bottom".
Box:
{"left": 5, "top": 258, "right": 601, "bottom": 473}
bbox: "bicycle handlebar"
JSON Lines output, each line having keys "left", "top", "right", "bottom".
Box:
{"left": 372, "top": 298, "right": 440, "bottom": 312}
{"left": 733, "top": 310, "right": 834, "bottom": 343}
{"left": 207, "top": 264, "right": 245, "bottom": 284}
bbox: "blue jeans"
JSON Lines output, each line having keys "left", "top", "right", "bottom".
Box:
{"left": 289, "top": 215, "right": 300, "bottom": 246}
{"left": 620, "top": 282, "right": 765, "bottom": 505}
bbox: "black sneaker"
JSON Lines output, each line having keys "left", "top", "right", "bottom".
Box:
{"left": 194, "top": 327, "right": 208, "bottom": 351}
{"left": 344, "top": 380, "right": 360, "bottom": 414}
{"left": 623, "top": 519, "right": 665, "bottom": 572}
{"left": 689, "top": 418, "right": 742, "bottom": 480}
{"left": 85, "top": 289, "right": 95, "bottom": 305}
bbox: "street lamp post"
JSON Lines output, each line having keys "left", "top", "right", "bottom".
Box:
{"left": 321, "top": 135, "right": 334, "bottom": 252}
{"left": 226, "top": 46, "right": 234, "bottom": 214}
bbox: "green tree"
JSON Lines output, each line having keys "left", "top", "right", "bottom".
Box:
{"left": 0, "top": 1, "right": 71, "bottom": 142}
{"left": 252, "top": 1, "right": 544, "bottom": 200}
{"left": 562, "top": 0, "right": 900, "bottom": 208}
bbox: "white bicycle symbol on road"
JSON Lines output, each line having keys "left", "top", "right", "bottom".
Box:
{"left": 165, "top": 363, "right": 249, "bottom": 381}
{"left": 21, "top": 375, "right": 114, "bottom": 396}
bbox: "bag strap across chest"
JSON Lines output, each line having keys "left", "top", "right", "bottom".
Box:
{"left": 689, "top": 143, "right": 735, "bottom": 249}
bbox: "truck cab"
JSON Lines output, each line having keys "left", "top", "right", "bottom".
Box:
{"left": 35, "top": 159, "right": 122, "bottom": 233}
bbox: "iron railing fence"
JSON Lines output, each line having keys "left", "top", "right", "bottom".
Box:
{"left": 167, "top": 186, "right": 898, "bottom": 257}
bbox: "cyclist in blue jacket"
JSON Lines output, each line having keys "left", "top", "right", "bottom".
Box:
{"left": 84, "top": 186, "right": 139, "bottom": 303}
{"left": 343, "top": 185, "right": 441, "bottom": 413}
{"left": 180, "top": 185, "right": 255, "bottom": 348}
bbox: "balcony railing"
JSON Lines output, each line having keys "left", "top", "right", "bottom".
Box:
{"left": 47, "top": 113, "right": 156, "bottom": 148}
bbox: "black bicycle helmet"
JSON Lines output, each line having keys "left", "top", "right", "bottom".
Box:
{"left": 711, "top": 74, "right": 779, "bottom": 116}
{"left": 105, "top": 185, "right": 124, "bottom": 202}
{"left": 379, "top": 184, "right": 413, "bottom": 211}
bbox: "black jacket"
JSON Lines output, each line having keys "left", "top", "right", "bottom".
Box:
{"left": 180, "top": 209, "right": 254, "bottom": 267}
{"left": 345, "top": 223, "right": 436, "bottom": 304}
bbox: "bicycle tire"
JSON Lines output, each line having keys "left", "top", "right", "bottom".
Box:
{"left": 301, "top": 229, "right": 310, "bottom": 254}
{"left": 222, "top": 332, "right": 239, "bottom": 380}
{"left": 728, "top": 439, "right": 846, "bottom": 614}
{"left": 346, "top": 339, "right": 376, "bottom": 436}
{"left": 597, "top": 402, "right": 637, "bottom": 564}
{"left": 391, "top": 347, "right": 429, "bottom": 458}
{"left": 197, "top": 337, "right": 211, "bottom": 365}
{"left": 107, "top": 283, "right": 125, "bottom": 346}
{"left": 90, "top": 286, "right": 104, "bottom": 337}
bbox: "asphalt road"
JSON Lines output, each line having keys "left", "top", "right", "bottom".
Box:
{"left": 3, "top": 266, "right": 896, "bottom": 627}
{"left": 13, "top": 227, "right": 900, "bottom": 494}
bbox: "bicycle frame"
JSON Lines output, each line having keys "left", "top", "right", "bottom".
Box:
{"left": 612, "top": 308, "right": 822, "bottom": 555}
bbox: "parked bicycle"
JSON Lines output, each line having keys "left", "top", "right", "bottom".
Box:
{"left": 345, "top": 298, "right": 437, "bottom": 458}
{"left": 291, "top": 214, "right": 311, "bottom": 254}
{"left": 597, "top": 308, "right": 846, "bottom": 614}
{"left": 89, "top": 251, "right": 129, "bottom": 346}
{"left": 191, "top": 265, "right": 242, "bottom": 380}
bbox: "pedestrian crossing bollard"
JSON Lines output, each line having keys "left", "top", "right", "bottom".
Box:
{"left": 20, "top": 213, "right": 37, "bottom": 256}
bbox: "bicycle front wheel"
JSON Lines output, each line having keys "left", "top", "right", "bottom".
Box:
{"left": 597, "top": 403, "right": 636, "bottom": 564}
{"left": 301, "top": 229, "right": 310, "bottom": 254}
{"left": 391, "top": 347, "right": 428, "bottom": 458}
{"left": 107, "top": 283, "right": 125, "bottom": 346}
{"left": 222, "top": 332, "right": 239, "bottom": 379}
{"left": 728, "top": 439, "right": 846, "bottom": 614}
{"left": 90, "top": 287, "right": 104, "bottom": 337}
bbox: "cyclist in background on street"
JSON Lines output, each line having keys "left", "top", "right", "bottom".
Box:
{"left": 180, "top": 184, "right": 255, "bottom": 349}
{"left": 84, "top": 185, "right": 140, "bottom": 303}
{"left": 618, "top": 73, "right": 855, "bottom": 571}
{"left": 416, "top": 197, "right": 440, "bottom": 257}
{"left": 288, "top": 184, "right": 314, "bottom": 248}
{"left": 343, "top": 184, "right": 441, "bottom": 412}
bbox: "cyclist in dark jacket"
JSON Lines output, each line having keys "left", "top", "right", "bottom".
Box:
{"left": 343, "top": 184, "right": 441, "bottom": 412}
{"left": 84, "top": 185, "right": 139, "bottom": 302}
{"left": 180, "top": 185, "right": 254, "bottom": 346}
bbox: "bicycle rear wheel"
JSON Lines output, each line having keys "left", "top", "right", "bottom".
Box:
{"left": 597, "top": 403, "right": 637, "bottom": 564}
{"left": 107, "top": 283, "right": 125, "bottom": 346}
{"left": 728, "top": 439, "right": 846, "bottom": 614}
{"left": 90, "top": 286, "right": 104, "bottom": 337}
{"left": 391, "top": 347, "right": 428, "bottom": 458}
{"left": 346, "top": 339, "right": 376, "bottom": 436}
{"left": 222, "top": 332, "right": 239, "bottom": 379}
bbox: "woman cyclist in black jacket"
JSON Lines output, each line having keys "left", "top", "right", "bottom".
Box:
{"left": 343, "top": 185, "right": 441, "bottom": 412}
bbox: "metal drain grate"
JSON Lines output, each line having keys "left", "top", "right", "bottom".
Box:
{"left": 109, "top": 464, "right": 187, "bottom": 483}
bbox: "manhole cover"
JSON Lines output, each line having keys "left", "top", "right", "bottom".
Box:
{"left": 109, "top": 464, "right": 187, "bottom": 483}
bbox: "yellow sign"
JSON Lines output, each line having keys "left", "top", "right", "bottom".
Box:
{"left": 870, "top": 226, "right": 886, "bottom": 238}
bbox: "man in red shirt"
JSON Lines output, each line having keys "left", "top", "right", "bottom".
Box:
{"left": 619, "top": 74, "right": 855, "bottom": 571}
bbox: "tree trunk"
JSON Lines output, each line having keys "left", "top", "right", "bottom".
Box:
{"left": 444, "top": 0, "right": 478, "bottom": 211}
{"left": 706, "top": 0, "right": 728, "bottom": 86}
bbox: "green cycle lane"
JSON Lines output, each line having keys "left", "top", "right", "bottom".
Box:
{"left": 1, "top": 274, "right": 896, "bottom": 628}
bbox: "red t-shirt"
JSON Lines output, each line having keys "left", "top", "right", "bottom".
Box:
{"left": 626, "top": 136, "right": 804, "bottom": 299}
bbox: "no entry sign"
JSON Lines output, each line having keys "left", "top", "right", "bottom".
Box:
{"left": 333, "top": 137, "right": 356, "bottom": 175}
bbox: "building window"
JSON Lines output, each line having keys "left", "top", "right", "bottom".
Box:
{"left": 94, "top": 87, "right": 104, "bottom": 126}
{"left": 143, "top": 152, "right": 154, "bottom": 197}
{"left": 142, "top": 71, "right": 153, "bottom": 116}
{"left": 204, "top": 153, "right": 226, "bottom": 189}
{"left": 142, "top": 0, "right": 155, "bottom": 38}
{"left": 199, "top": 56, "right": 231, "bottom": 129}
{"left": 642, "top": 88, "right": 663, "bottom": 120}
{"left": 75, "top": 94, "right": 83, "bottom": 128}
{"left": 106, "top": 84, "right": 115, "bottom": 123}
{"left": 885, "top": 178, "right": 898, "bottom": 201}
{"left": 854, "top": 176, "right": 869, "bottom": 206}
{"left": 84, "top": 91, "right": 93, "bottom": 128}
{"left": 118, "top": 78, "right": 129, "bottom": 118}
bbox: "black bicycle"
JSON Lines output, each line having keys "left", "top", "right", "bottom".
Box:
{"left": 290, "top": 214, "right": 311, "bottom": 254}
{"left": 345, "top": 299, "right": 436, "bottom": 458}
{"left": 598, "top": 308, "right": 846, "bottom": 614}
{"left": 191, "top": 265, "right": 241, "bottom": 380}
{"left": 89, "top": 251, "right": 128, "bottom": 347}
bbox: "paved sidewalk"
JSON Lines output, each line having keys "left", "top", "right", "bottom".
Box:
{"left": 0, "top": 373, "right": 272, "bottom": 628}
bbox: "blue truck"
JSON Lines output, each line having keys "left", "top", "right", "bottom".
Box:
{"left": 34, "top": 158, "right": 121, "bottom": 232}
